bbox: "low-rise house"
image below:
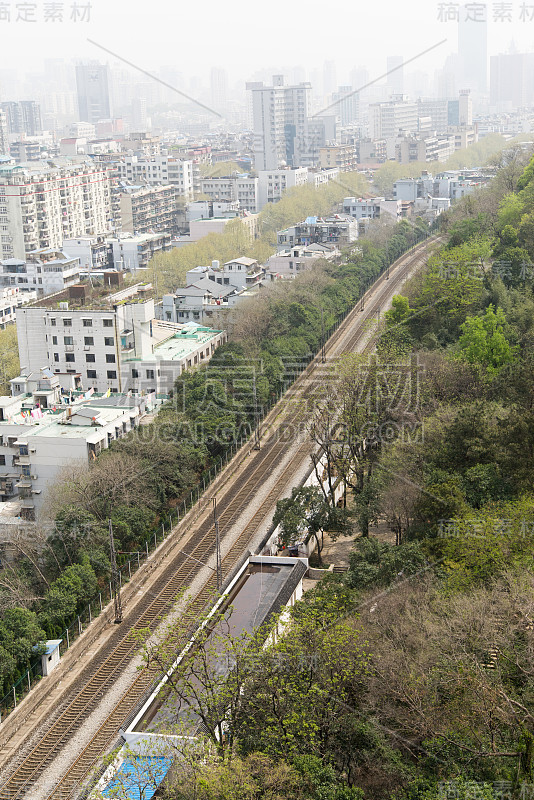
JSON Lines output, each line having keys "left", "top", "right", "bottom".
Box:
{"left": 265, "top": 244, "right": 339, "bottom": 278}
{"left": 0, "top": 370, "right": 157, "bottom": 519}
{"left": 0, "top": 250, "right": 81, "bottom": 297}
{"left": 277, "top": 215, "right": 358, "bottom": 250}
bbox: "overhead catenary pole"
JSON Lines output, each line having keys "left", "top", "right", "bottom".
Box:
{"left": 252, "top": 371, "right": 261, "bottom": 450}
{"left": 109, "top": 518, "right": 123, "bottom": 624}
{"left": 211, "top": 497, "right": 222, "bottom": 591}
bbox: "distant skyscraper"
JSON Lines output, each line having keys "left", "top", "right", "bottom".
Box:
{"left": 490, "top": 53, "right": 534, "bottom": 109}
{"left": 0, "top": 101, "right": 41, "bottom": 136}
{"left": 210, "top": 67, "right": 229, "bottom": 112}
{"left": 19, "top": 101, "right": 42, "bottom": 136}
{"left": 332, "top": 86, "right": 359, "bottom": 126}
{"left": 76, "top": 63, "right": 111, "bottom": 124}
{"left": 386, "top": 56, "right": 404, "bottom": 97}
{"left": 323, "top": 60, "right": 337, "bottom": 98}
{"left": 458, "top": 4, "right": 488, "bottom": 94}
{"left": 0, "top": 111, "right": 8, "bottom": 157}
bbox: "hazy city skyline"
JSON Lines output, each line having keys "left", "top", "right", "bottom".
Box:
{"left": 0, "top": 0, "right": 533, "bottom": 84}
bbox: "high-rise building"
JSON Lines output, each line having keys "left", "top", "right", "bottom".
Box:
{"left": 250, "top": 75, "right": 311, "bottom": 170}
{"left": 490, "top": 53, "right": 534, "bottom": 109}
{"left": 386, "top": 56, "right": 404, "bottom": 97}
{"left": 76, "top": 63, "right": 111, "bottom": 124}
{"left": 323, "top": 60, "right": 337, "bottom": 98}
{"left": 458, "top": 89, "right": 473, "bottom": 125}
{"left": 0, "top": 111, "right": 8, "bottom": 156}
{"left": 210, "top": 67, "right": 229, "bottom": 113}
{"left": 0, "top": 162, "right": 113, "bottom": 260}
{"left": 368, "top": 97, "right": 419, "bottom": 140}
{"left": 458, "top": 4, "right": 488, "bottom": 94}
{"left": 19, "top": 101, "right": 42, "bottom": 136}
{"left": 332, "top": 86, "right": 359, "bottom": 126}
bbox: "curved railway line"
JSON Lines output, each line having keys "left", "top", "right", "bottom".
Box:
{"left": 0, "top": 236, "right": 437, "bottom": 800}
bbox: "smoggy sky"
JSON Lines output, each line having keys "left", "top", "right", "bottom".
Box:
{"left": 1, "top": 0, "right": 533, "bottom": 86}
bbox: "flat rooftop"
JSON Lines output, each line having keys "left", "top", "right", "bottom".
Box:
{"left": 125, "top": 327, "right": 222, "bottom": 363}
{"left": 135, "top": 557, "right": 307, "bottom": 735}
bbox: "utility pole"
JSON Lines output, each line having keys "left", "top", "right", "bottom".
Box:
{"left": 252, "top": 371, "right": 261, "bottom": 450}
{"left": 320, "top": 306, "right": 326, "bottom": 363}
{"left": 109, "top": 519, "right": 123, "bottom": 624}
{"left": 211, "top": 498, "right": 222, "bottom": 591}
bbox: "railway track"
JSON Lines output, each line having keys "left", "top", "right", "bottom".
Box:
{"left": 0, "top": 236, "right": 436, "bottom": 800}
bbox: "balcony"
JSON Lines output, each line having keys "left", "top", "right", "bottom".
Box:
{"left": 13, "top": 455, "right": 31, "bottom": 466}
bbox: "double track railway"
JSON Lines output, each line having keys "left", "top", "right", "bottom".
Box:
{"left": 0, "top": 237, "right": 436, "bottom": 800}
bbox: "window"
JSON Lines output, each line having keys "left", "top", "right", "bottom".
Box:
{"left": 52, "top": 336, "right": 58, "bottom": 345}
{"left": 85, "top": 353, "right": 96, "bottom": 363}
{"left": 87, "top": 370, "right": 97, "bottom": 379}
{"left": 82, "top": 319, "right": 92, "bottom": 327}
{"left": 84, "top": 336, "right": 94, "bottom": 346}
{"left": 106, "top": 354, "right": 115, "bottom": 363}
{"left": 131, "top": 369, "right": 139, "bottom": 378}
{"left": 65, "top": 353, "right": 75, "bottom": 363}
{"left": 107, "top": 370, "right": 117, "bottom": 379}
{"left": 53, "top": 353, "right": 59, "bottom": 362}
{"left": 103, "top": 319, "right": 113, "bottom": 327}
{"left": 63, "top": 318, "right": 72, "bottom": 327}
{"left": 64, "top": 336, "right": 73, "bottom": 345}
{"left": 104, "top": 337, "right": 114, "bottom": 346}
{"left": 50, "top": 318, "right": 56, "bottom": 327}
{"left": 146, "top": 369, "right": 155, "bottom": 380}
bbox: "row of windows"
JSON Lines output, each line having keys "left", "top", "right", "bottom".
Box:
{"left": 49, "top": 318, "right": 114, "bottom": 328}
{"left": 54, "top": 353, "right": 116, "bottom": 363}
{"left": 51, "top": 336, "right": 115, "bottom": 347}
{"left": 84, "top": 369, "right": 155, "bottom": 380}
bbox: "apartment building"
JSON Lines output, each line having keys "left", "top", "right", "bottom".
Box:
{"left": 0, "top": 113, "right": 9, "bottom": 157}
{"left": 0, "top": 249, "right": 81, "bottom": 296}
{"left": 277, "top": 215, "right": 358, "bottom": 250}
{"left": 0, "top": 287, "right": 34, "bottom": 328}
{"left": 0, "top": 101, "right": 42, "bottom": 137}
{"left": 199, "top": 174, "right": 259, "bottom": 214}
{"left": 115, "top": 155, "right": 194, "bottom": 200}
{"left": 0, "top": 372, "right": 154, "bottom": 519}
{"left": 0, "top": 162, "right": 113, "bottom": 260}
{"left": 107, "top": 232, "right": 171, "bottom": 271}
{"left": 395, "top": 133, "right": 455, "bottom": 164}
{"left": 368, "top": 96, "right": 419, "bottom": 139}
{"left": 119, "top": 184, "right": 178, "bottom": 235}
{"left": 16, "top": 284, "right": 226, "bottom": 397}
{"left": 318, "top": 145, "right": 357, "bottom": 172}
{"left": 342, "top": 197, "right": 402, "bottom": 222}
{"left": 250, "top": 75, "right": 311, "bottom": 170}
{"left": 257, "top": 168, "right": 309, "bottom": 209}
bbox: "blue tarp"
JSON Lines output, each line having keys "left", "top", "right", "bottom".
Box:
{"left": 102, "top": 756, "right": 172, "bottom": 800}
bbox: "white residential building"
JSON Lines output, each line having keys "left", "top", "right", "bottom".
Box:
{"left": 0, "top": 161, "right": 113, "bottom": 260}
{"left": 0, "top": 372, "right": 155, "bottom": 519}
{"left": 277, "top": 215, "right": 358, "bottom": 250}
{"left": 107, "top": 232, "right": 172, "bottom": 271}
{"left": 0, "top": 249, "right": 81, "bottom": 297}
{"left": 115, "top": 155, "right": 194, "bottom": 200}
{"left": 368, "top": 96, "right": 419, "bottom": 140}
{"left": 250, "top": 75, "right": 311, "bottom": 170}
{"left": 342, "top": 197, "right": 402, "bottom": 221}
{"left": 0, "top": 287, "right": 35, "bottom": 328}
{"left": 265, "top": 245, "right": 340, "bottom": 278}
{"left": 16, "top": 284, "right": 226, "bottom": 396}
{"left": 199, "top": 174, "right": 259, "bottom": 214}
{"left": 257, "top": 168, "right": 309, "bottom": 209}
{"left": 186, "top": 258, "right": 264, "bottom": 290}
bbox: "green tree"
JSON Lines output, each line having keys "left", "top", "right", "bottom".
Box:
{"left": 458, "top": 304, "right": 514, "bottom": 374}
